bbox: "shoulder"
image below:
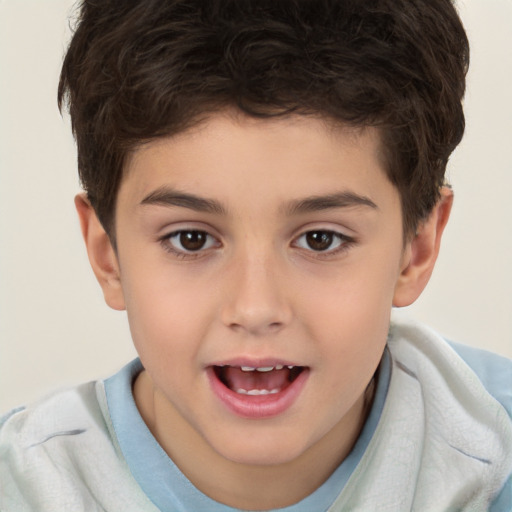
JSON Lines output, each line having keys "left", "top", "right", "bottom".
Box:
{"left": 0, "top": 372, "right": 158, "bottom": 511}
{"left": 385, "top": 314, "right": 512, "bottom": 511}
{"left": 447, "top": 341, "right": 512, "bottom": 511}
{"left": 448, "top": 340, "right": 512, "bottom": 419}
{"left": 389, "top": 312, "right": 511, "bottom": 414}
{"left": 0, "top": 381, "right": 109, "bottom": 509}
{"left": 0, "top": 381, "right": 105, "bottom": 448}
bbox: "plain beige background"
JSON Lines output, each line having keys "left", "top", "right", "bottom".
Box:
{"left": 1, "top": 0, "right": 511, "bottom": 412}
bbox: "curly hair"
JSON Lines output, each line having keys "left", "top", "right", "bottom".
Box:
{"left": 58, "top": 0, "right": 469, "bottom": 239}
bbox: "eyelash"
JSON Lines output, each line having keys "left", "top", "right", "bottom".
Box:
{"left": 159, "top": 229, "right": 355, "bottom": 259}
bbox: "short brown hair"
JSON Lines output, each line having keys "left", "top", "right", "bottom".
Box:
{"left": 58, "top": 0, "right": 469, "bottom": 238}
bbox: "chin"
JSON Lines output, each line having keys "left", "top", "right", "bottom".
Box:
{"left": 211, "top": 430, "right": 310, "bottom": 467}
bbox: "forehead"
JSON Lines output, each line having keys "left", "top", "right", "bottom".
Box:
{"left": 119, "top": 112, "right": 393, "bottom": 214}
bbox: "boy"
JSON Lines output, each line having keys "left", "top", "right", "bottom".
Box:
{"left": 1, "top": 0, "right": 511, "bottom": 510}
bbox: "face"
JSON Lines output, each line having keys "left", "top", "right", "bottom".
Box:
{"left": 112, "top": 113, "right": 407, "bottom": 469}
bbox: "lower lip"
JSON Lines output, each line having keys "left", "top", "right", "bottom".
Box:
{"left": 207, "top": 367, "right": 309, "bottom": 419}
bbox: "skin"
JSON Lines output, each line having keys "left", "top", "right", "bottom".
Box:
{"left": 76, "top": 112, "right": 452, "bottom": 510}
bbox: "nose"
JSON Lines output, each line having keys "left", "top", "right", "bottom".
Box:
{"left": 221, "top": 249, "right": 292, "bottom": 336}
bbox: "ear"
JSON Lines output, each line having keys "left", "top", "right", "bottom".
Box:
{"left": 75, "top": 193, "right": 126, "bottom": 311}
{"left": 393, "top": 187, "right": 453, "bottom": 307}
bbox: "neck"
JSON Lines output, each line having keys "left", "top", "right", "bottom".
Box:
{"left": 134, "top": 371, "right": 375, "bottom": 510}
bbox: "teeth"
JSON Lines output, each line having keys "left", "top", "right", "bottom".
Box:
{"left": 239, "top": 365, "right": 287, "bottom": 372}
{"left": 236, "top": 388, "right": 280, "bottom": 395}
{"left": 248, "top": 389, "right": 267, "bottom": 395}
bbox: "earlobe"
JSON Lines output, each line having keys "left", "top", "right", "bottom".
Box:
{"left": 75, "top": 193, "right": 126, "bottom": 311}
{"left": 393, "top": 187, "right": 453, "bottom": 307}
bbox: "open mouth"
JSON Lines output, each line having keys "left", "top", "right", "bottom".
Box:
{"left": 213, "top": 364, "right": 305, "bottom": 396}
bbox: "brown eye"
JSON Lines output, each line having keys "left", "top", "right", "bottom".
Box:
{"left": 294, "top": 230, "right": 349, "bottom": 253}
{"left": 179, "top": 231, "right": 207, "bottom": 251}
{"left": 305, "top": 231, "right": 335, "bottom": 251}
{"left": 167, "top": 230, "right": 217, "bottom": 253}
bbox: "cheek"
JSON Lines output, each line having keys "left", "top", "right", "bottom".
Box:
{"left": 302, "top": 250, "right": 400, "bottom": 366}
{"left": 308, "top": 255, "right": 398, "bottom": 321}
{"left": 120, "top": 265, "right": 215, "bottom": 366}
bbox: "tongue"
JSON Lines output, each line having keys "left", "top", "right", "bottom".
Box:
{"left": 223, "top": 367, "right": 291, "bottom": 392}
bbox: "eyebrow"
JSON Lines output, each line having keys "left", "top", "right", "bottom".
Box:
{"left": 284, "top": 191, "right": 378, "bottom": 215}
{"left": 140, "top": 187, "right": 226, "bottom": 214}
{"left": 140, "top": 187, "right": 377, "bottom": 216}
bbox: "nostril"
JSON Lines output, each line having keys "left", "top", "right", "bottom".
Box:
{"left": 224, "top": 316, "right": 287, "bottom": 335}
